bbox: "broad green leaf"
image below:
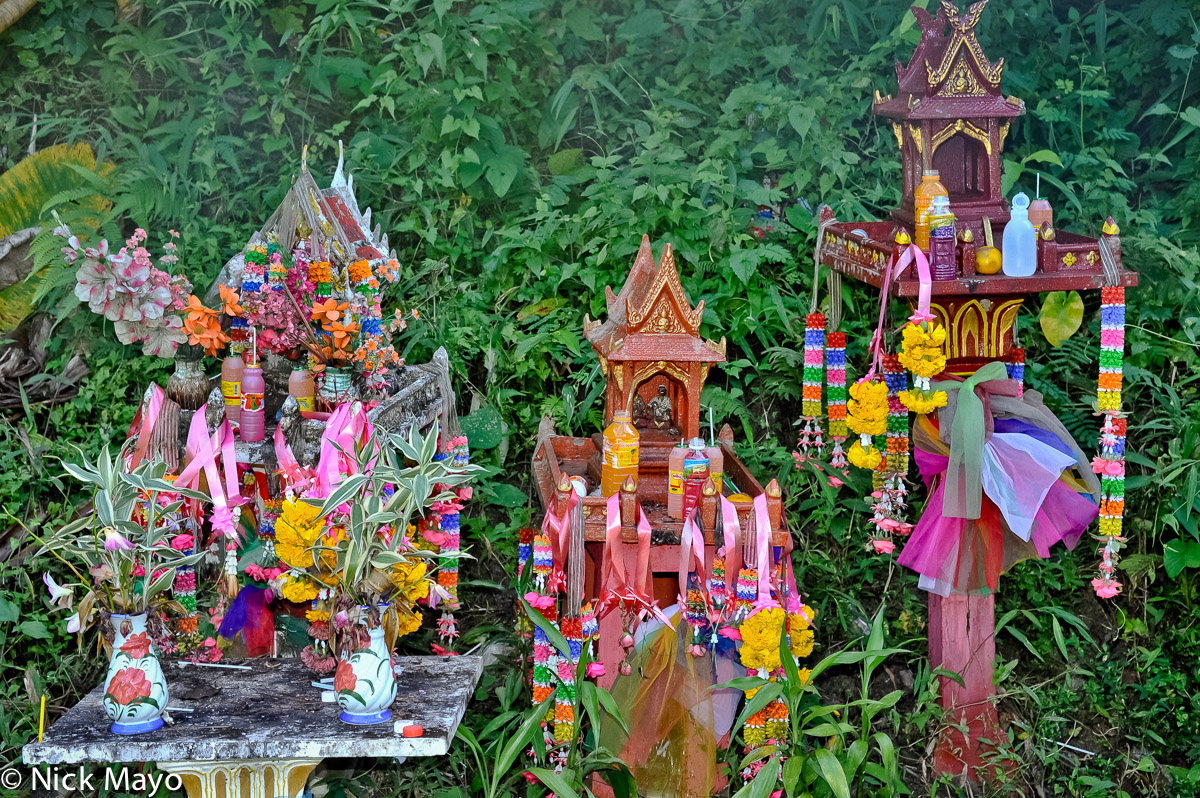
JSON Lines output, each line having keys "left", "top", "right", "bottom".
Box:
{"left": 0, "top": 596, "right": 19, "bottom": 623}
{"left": 527, "top": 766, "right": 579, "bottom": 798}
{"left": 1039, "top": 291, "right": 1084, "bottom": 347}
{"left": 486, "top": 483, "right": 527, "bottom": 508}
{"left": 1163, "top": 538, "right": 1200, "bottom": 578}
{"left": 812, "top": 748, "right": 850, "bottom": 798}
{"left": 17, "top": 620, "right": 52, "bottom": 640}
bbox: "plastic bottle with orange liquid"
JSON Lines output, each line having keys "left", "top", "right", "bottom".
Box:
{"left": 601, "top": 411, "right": 640, "bottom": 498}
{"left": 914, "top": 170, "right": 948, "bottom": 252}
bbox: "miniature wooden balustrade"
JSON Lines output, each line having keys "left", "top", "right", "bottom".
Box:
{"left": 22, "top": 657, "right": 482, "bottom": 798}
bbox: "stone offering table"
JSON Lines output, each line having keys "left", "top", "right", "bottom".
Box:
{"left": 23, "top": 656, "right": 483, "bottom": 798}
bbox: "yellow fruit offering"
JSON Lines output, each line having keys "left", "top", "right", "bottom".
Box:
{"left": 976, "top": 246, "right": 1002, "bottom": 274}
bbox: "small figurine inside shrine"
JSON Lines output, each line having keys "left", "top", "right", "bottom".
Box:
{"left": 802, "top": 0, "right": 1137, "bottom": 780}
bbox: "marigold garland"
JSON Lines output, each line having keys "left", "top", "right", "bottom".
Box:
{"left": 846, "top": 378, "right": 888, "bottom": 471}
{"left": 897, "top": 320, "right": 949, "bottom": 413}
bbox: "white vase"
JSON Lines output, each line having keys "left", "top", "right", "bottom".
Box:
{"left": 103, "top": 613, "right": 169, "bottom": 735}
{"left": 334, "top": 610, "right": 397, "bottom": 725}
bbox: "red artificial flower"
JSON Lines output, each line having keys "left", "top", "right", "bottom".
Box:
{"left": 106, "top": 668, "right": 152, "bottom": 705}
{"left": 120, "top": 632, "right": 152, "bottom": 660}
{"left": 334, "top": 659, "right": 357, "bottom": 694}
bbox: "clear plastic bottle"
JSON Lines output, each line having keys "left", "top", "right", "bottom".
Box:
{"left": 601, "top": 411, "right": 640, "bottom": 498}
{"left": 914, "top": 170, "right": 948, "bottom": 252}
{"left": 1002, "top": 193, "right": 1037, "bottom": 277}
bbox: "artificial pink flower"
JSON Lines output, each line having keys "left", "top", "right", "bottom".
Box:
{"left": 104, "top": 528, "right": 135, "bottom": 551}
{"left": 74, "top": 257, "right": 117, "bottom": 313}
{"left": 718, "top": 627, "right": 742, "bottom": 641}
{"left": 431, "top": 643, "right": 458, "bottom": 656}
{"left": 827, "top": 475, "right": 844, "bottom": 488}
{"left": 871, "top": 538, "right": 896, "bottom": 554}
{"left": 457, "top": 486, "right": 473, "bottom": 501}
{"left": 524, "top": 592, "right": 555, "bottom": 611}
{"left": 586, "top": 662, "right": 606, "bottom": 678}
{"left": 1091, "top": 578, "right": 1122, "bottom": 599}
{"left": 43, "top": 573, "right": 73, "bottom": 609}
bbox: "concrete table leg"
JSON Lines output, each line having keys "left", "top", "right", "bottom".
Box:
{"left": 157, "top": 758, "right": 321, "bottom": 798}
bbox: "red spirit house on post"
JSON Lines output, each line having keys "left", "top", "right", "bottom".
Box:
{"left": 817, "top": 0, "right": 1137, "bottom": 780}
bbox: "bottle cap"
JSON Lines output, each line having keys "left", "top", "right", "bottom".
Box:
{"left": 613, "top": 410, "right": 631, "bottom": 422}
{"left": 922, "top": 170, "right": 940, "bottom": 178}
{"left": 689, "top": 437, "right": 707, "bottom": 450}
{"left": 1011, "top": 192, "right": 1030, "bottom": 211}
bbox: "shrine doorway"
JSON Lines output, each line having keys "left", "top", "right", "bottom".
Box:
{"left": 628, "top": 369, "right": 688, "bottom": 445}
{"left": 933, "top": 129, "right": 989, "bottom": 203}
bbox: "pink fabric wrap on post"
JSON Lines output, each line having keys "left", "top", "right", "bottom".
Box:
{"left": 752, "top": 493, "right": 773, "bottom": 606}
{"left": 677, "top": 510, "right": 709, "bottom": 613}
{"left": 540, "top": 488, "right": 578, "bottom": 593}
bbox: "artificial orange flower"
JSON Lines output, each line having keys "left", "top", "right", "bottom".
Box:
{"left": 325, "top": 319, "right": 360, "bottom": 350}
{"left": 310, "top": 298, "right": 349, "bottom": 325}
{"left": 185, "top": 295, "right": 218, "bottom": 324}
{"left": 218, "top": 284, "right": 242, "bottom": 317}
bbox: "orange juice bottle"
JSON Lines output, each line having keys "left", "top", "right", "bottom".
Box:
{"left": 601, "top": 411, "right": 640, "bottom": 498}
{"left": 914, "top": 170, "right": 948, "bottom": 252}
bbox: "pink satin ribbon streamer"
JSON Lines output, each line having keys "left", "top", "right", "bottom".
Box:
{"left": 541, "top": 489, "right": 579, "bottom": 593}
{"left": 677, "top": 509, "right": 709, "bottom": 614}
{"left": 273, "top": 423, "right": 312, "bottom": 494}
{"left": 752, "top": 493, "right": 773, "bottom": 604}
{"left": 720, "top": 495, "right": 743, "bottom": 600}
{"left": 314, "top": 402, "right": 376, "bottom": 498}
{"left": 598, "top": 494, "right": 672, "bottom": 629}
{"left": 128, "top": 385, "right": 166, "bottom": 468}
{"left": 176, "top": 410, "right": 243, "bottom": 532}
{"left": 867, "top": 241, "right": 932, "bottom": 379}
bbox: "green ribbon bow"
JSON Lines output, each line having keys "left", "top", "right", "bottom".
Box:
{"left": 931, "top": 361, "right": 1015, "bottom": 520}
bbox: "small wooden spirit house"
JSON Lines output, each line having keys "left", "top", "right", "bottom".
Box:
{"left": 875, "top": 0, "right": 1024, "bottom": 234}
{"left": 534, "top": 235, "right": 785, "bottom": 686}
{"left": 583, "top": 236, "right": 726, "bottom": 477}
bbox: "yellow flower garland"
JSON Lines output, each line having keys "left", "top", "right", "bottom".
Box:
{"left": 897, "top": 321, "right": 949, "bottom": 413}
{"left": 846, "top": 379, "right": 888, "bottom": 436}
{"left": 275, "top": 499, "right": 325, "bottom": 569}
{"left": 280, "top": 573, "right": 320, "bottom": 603}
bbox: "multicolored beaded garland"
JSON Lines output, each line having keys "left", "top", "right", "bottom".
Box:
{"left": 797, "top": 313, "right": 826, "bottom": 461}
{"left": 1092, "top": 286, "right": 1127, "bottom": 599}
{"left": 826, "top": 332, "right": 849, "bottom": 471}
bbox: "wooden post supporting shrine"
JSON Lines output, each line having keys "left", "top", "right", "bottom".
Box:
{"left": 928, "top": 592, "right": 1000, "bottom": 776}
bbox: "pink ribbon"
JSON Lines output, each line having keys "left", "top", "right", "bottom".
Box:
{"left": 274, "top": 424, "right": 312, "bottom": 495}
{"left": 677, "top": 509, "right": 709, "bottom": 614}
{"left": 752, "top": 493, "right": 773, "bottom": 605}
{"left": 867, "top": 241, "right": 932, "bottom": 379}
{"left": 598, "top": 495, "right": 672, "bottom": 629}
{"left": 720, "top": 495, "right": 743, "bottom": 602}
{"left": 314, "top": 402, "right": 376, "bottom": 498}
{"left": 128, "top": 385, "right": 165, "bottom": 469}
{"left": 540, "top": 489, "right": 579, "bottom": 594}
{"left": 176, "top": 410, "right": 243, "bottom": 534}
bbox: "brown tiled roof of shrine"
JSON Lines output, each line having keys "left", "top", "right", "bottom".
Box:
{"left": 584, "top": 235, "right": 726, "bottom": 364}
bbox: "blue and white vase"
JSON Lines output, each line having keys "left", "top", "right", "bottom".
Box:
{"left": 103, "top": 613, "right": 168, "bottom": 735}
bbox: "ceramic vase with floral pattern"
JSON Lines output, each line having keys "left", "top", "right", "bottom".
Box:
{"left": 103, "top": 613, "right": 169, "bottom": 735}
{"left": 334, "top": 606, "right": 397, "bottom": 725}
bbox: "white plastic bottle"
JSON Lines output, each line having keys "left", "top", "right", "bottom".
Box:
{"left": 1001, "top": 192, "right": 1037, "bottom": 277}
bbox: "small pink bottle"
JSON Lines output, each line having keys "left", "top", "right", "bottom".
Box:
{"left": 239, "top": 360, "right": 266, "bottom": 442}
{"left": 221, "top": 355, "right": 244, "bottom": 427}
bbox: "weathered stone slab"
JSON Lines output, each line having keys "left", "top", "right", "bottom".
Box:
{"left": 23, "top": 656, "right": 482, "bottom": 765}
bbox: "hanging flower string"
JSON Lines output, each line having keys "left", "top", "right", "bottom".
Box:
{"left": 846, "top": 379, "right": 888, "bottom": 470}
{"left": 826, "top": 332, "right": 849, "bottom": 473}
{"left": 1006, "top": 347, "right": 1025, "bottom": 397}
{"left": 1092, "top": 286, "right": 1126, "bottom": 599}
{"left": 796, "top": 313, "right": 826, "bottom": 461}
